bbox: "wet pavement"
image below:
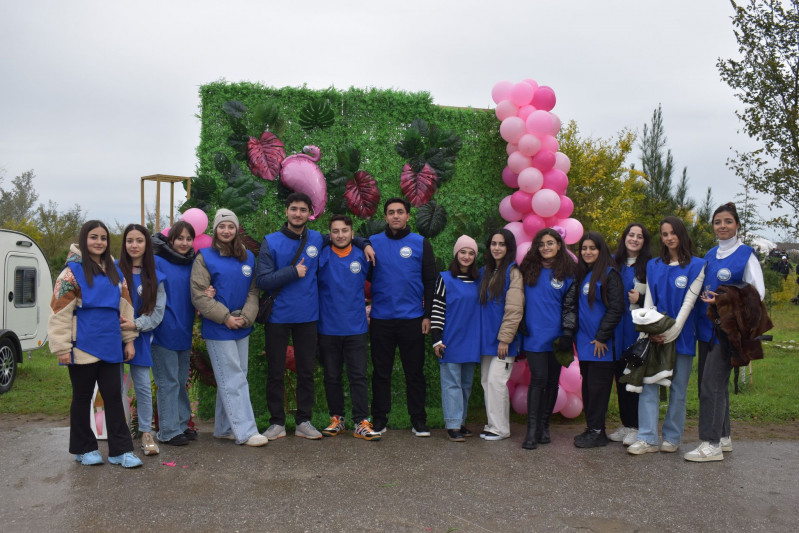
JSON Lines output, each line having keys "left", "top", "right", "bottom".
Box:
{"left": 1, "top": 421, "right": 797, "bottom": 532}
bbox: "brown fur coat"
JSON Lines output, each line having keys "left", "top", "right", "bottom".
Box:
{"left": 710, "top": 283, "right": 773, "bottom": 367}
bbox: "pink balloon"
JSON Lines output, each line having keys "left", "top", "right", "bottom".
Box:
{"left": 491, "top": 80, "right": 513, "bottom": 105}
{"left": 160, "top": 226, "right": 171, "bottom": 237}
{"left": 511, "top": 384, "right": 528, "bottom": 414}
{"left": 522, "top": 79, "right": 540, "bottom": 92}
{"left": 518, "top": 167, "right": 544, "bottom": 194}
{"left": 556, "top": 196, "right": 574, "bottom": 218}
{"left": 509, "top": 191, "right": 533, "bottom": 214}
{"left": 554, "top": 152, "right": 571, "bottom": 173}
{"left": 501, "top": 167, "right": 519, "bottom": 188}
{"left": 507, "top": 379, "right": 517, "bottom": 400}
{"left": 560, "top": 218, "right": 584, "bottom": 245}
{"left": 532, "top": 85, "right": 557, "bottom": 111}
{"left": 193, "top": 233, "right": 213, "bottom": 252}
{"left": 540, "top": 135, "right": 559, "bottom": 153}
{"left": 523, "top": 213, "right": 546, "bottom": 236}
{"left": 553, "top": 387, "right": 567, "bottom": 414}
{"left": 516, "top": 241, "right": 532, "bottom": 266}
{"left": 543, "top": 169, "right": 569, "bottom": 195}
{"left": 544, "top": 216, "right": 559, "bottom": 227}
{"left": 506, "top": 143, "right": 519, "bottom": 156}
{"left": 526, "top": 110, "right": 553, "bottom": 135}
{"left": 510, "top": 358, "right": 530, "bottom": 385}
{"left": 518, "top": 134, "right": 542, "bottom": 157}
{"left": 517, "top": 105, "right": 535, "bottom": 122}
{"left": 508, "top": 151, "right": 533, "bottom": 174}
{"left": 504, "top": 221, "right": 527, "bottom": 246}
{"left": 559, "top": 361, "right": 582, "bottom": 393}
{"left": 549, "top": 113, "right": 562, "bottom": 136}
{"left": 500, "top": 117, "right": 526, "bottom": 143}
{"left": 510, "top": 82, "right": 535, "bottom": 107}
{"left": 181, "top": 208, "right": 209, "bottom": 236}
{"left": 531, "top": 189, "right": 561, "bottom": 218}
{"left": 560, "top": 392, "right": 583, "bottom": 419}
{"left": 499, "top": 195, "right": 523, "bottom": 222}
{"left": 495, "top": 99, "right": 519, "bottom": 121}
{"left": 532, "top": 150, "right": 556, "bottom": 172}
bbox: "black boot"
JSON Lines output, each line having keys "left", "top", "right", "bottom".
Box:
{"left": 522, "top": 386, "right": 544, "bottom": 450}
{"left": 536, "top": 386, "right": 558, "bottom": 444}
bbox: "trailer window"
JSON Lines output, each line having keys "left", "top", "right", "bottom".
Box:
{"left": 14, "top": 267, "right": 37, "bottom": 307}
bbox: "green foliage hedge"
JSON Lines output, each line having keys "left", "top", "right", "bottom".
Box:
{"left": 195, "top": 81, "right": 511, "bottom": 427}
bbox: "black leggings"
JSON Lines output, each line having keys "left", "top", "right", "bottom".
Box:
{"left": 525, "top": 351, "right": 560, "bottom": 390}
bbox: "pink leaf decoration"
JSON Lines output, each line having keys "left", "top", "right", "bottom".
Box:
{"left": 345, "top": 170, "right": 380, "bottom": 219}
{"left": 247, "top": 132, "right": 285, "bottom": 181}
{"left": 400, "top": 163, "right": 437, "bottom": 207}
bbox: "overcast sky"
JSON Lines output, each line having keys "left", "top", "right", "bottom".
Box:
{"left": 0, "top": 0, "right": 775, "bottom": 237}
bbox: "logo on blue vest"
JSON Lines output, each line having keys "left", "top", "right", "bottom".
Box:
{"left": 551, "top": 278, "right": 564, "bottom": 289}
{"left": 306, "top": 245, "right": 319, "bottom": 258}
{"left": 675, "top": 275, "right": 688, "bottom": 289}
{"left": 582, "top": 282, "right": 590, "bottom": 295}
{"left": 242, "top": 265, "right": 252, "bottom": 277}
{"left": 136, "top": 284, "right": 143, "bottom": 296}
{"left": 350, "top": 261, "right": 361, "bottom": 274}
{"left": 717, "top": 268, "right": 731, "bottom": 282}
{"left": 400, "top": 246, "right": 412, "bottom": 258}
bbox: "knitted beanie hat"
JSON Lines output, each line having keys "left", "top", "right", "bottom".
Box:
{"left": 213, "top": 208, "right": 240, "bottom": 232}
{"left": 453, "top": 235, "right": 478, "bottom": 257}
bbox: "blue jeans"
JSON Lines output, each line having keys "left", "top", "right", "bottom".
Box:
{"left": 440, "top": 362, "right": 475, "bottom": 430}
{"left": 151, "top": 344, "right": 191, "bottom": 441}
{"left": 121, "top": 364, "right": 153, "bottom": 433}
{"left": 638, "top": 353, "right": 692, "bottom": 445}
{"left": 206, "top": 337, "right": 259, "bottom": 443}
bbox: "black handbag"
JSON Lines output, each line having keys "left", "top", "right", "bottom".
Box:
{"left": 255, "top": 231, "right": 307, "bottom": 325}
{"left": 623, "top": 336, "right": 651, "bottom": 368}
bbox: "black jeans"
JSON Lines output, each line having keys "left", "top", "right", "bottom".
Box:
{"left": 370, "top": 317, "right": 427, "bottom": 428}
{"left": 697, "top": 340, "right": 710, "bottom": 400}
{"left": 614, "top": 358, "right": 639, "bottom": 428}
{"left": 525, "top": 351, "right": 560, "bottom": 390}
{"left": 265, "top": 321, "right": 317, "bottom": 425}
{"left": 318, "top": 333, "right": 369, "bottom": 423}
{"left": 579, "top": 360, "right": 616, "bottom": 431}
{"left": 697, "top": 342, "right": 732, "bottom": 444}
{"left": 68, "top": 361, "right": 133, "bottom": 456}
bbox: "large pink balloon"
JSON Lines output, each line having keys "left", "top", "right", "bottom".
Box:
{"left": 543, "top": 169, "right": 569, "bottom": 195}
{"left": 504, "top": 221, "right": 527, "bottom": 246}
{"left": 502, "top": 167, "right": 519, "bottom": 188}
{"left": 181, "top": 208, "right": 209, "bottom": 236}
{"left": 523, "top": 213, "right": 546, "bottom": 236}
{"left": 559, "top": 361, "right": 582, "bottom": 393}
{"left": 160, "top": 226, "right": 171, "bottom": 237}
{"left": 518, "top": 134, "right": 542, "bottom": 157}
{"left": 549, "top": 113, "right": 562, "bottom": 136}
{"left": 553, "top": 387, "right": 567, "bottom": 414}
{"left": 516, "top": 241, "right": 532, "bottom": 265}
{"left": 495, "top": 100, "right": 519, "bottom": 121}
{"left": 500, "top": 117, "right": 526, "bottom": 143}
{"left": 506, "top": 143, "right": 519, "bottom": 156}
{"left": 511, "top": 384, "right": 528, "bottom": 415}
{"left": 510, "top": 358, "right": 530, "bottom": 385}
{"left": 526, "top": 110, "right": 553, "bottom": 135}
{"left": 510, "top": 82, "right": 535, "bottom": 107}
{"left": 508, "top": 151, "right": 533, "bottom": 174}
{"left": 532, "top": 85, "right": 557, "bottom": 111}
{"left": 540, "top": 135, "right": 559, "bottom": 153}
{"left": 281, "top": 146, "right": 327, "bottom": 219}
{"left": 517, "top": 105, "right": 535, "bottom": 122}
{"left": 532, "top": 189, "right": 561, "bottom": 218}
{"left": 499, "top": 195, "right": 523, "bottom": 222}
{"left": 510, "top": 191, "right": 533, "bottom": 214}
{"left": 554, "top": 152, "right": 571, "bottom": 173}
{"left": 560, "top": 392, "right": 583, "bottom": 419}
{"left": 491, "top": 80, "right": 513, "bottom": 104}
{"left": 518, "top": 167, "right": 544, "bottom": 194}
{"left": 532, "top": 150, "right": 556, "bottom": 172}
{"left": 193, "top": 233, "right": 212, "bottom": 252}
{"left": 556, "top": 195, "right": 574, "bottom": 218}
{"left": 544, "top": 215, "right": 559, "bottom": 227}
{"left": 560, "top": 217, "right": 584, "bottom": 245}
{"left": 507, "top": 379, "right": 517, "bottom": 400}
{"left": 522, "top": 78, "right": 540, "bottom": 92}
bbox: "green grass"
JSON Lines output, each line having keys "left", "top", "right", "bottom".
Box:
{"left": 0, "top": 346, "right": 71, "bottom": 415}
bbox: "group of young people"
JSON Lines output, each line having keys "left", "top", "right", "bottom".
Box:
{"left": 48, "top": 194, "right": 761, "bottom": 468}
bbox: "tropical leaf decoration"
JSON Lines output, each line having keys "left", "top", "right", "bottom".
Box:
{"left": 222, "top": 100, "right": 286, "bottom": 162}
{"left": 344, "top": 171, "right": 380, "bottom": 219}
{"left": 357, "top": 217, "right": 387, "bottom": 238}
{"left": 252, "top": 101, "right": 286, "bottom": 138}
{"left": 299, "top": 98, "right": 335, "bottom": 130}
{"left": 179, "top": 173, "right": 217, "bottom": 213}
{"left": 247, "top": 131, "right": 285, "bottom": 181}
{"left": 400, "top": 163, "right": 438, "bottom": 207}
{"left": 415, "top": 200, "right": 448, "bottom": 239}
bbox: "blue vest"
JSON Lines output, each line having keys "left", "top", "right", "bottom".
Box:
{"left": 153, "top": 255, "right": 195, "bottom": 351}
{"left": 479, "top": 263, "right": 519, "bottom": 357}
{"left": 122, "top": 265, "right": 165, "bottom": 367}
{"left": 369, "top": 232, "right": 425, "bottom": 320}
{"left": 199, "top": 248, "right": 255, "bottom": 341}
{"left": 317, "top": 245, "right": 369, "bottom": 336}
{"left": 576, "top": 267, "right": 615, "bottom": 362}
{"left": 521, "top": 268, "right": 574, "bottom": 353}
{"left": 265, "top": 229, "right": 323, "bottom": 324}
{"left": 613, "top": 263, "right": 640, "bottom": 358}
{"left": 696, "top": 244, "right": 752, "bottom": 343}
{"left": 68, "top": 261, "right": 124, "bottom": 363}
{"left": 439, "top": 272, "right": 481, "bottom": 364}
{"left": 647, "top": 256, "right": 706, "bottom": 356}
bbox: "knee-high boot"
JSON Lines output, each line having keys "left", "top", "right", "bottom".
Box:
{"left": 522, "top": 386, "right": 544, "bottom": 450}
{"left": 537, "top": 386, "right": 558, "bottom": 444}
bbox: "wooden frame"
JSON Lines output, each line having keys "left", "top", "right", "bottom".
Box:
{"left": 140, "top": 175, "right": 192, "bottom": 233}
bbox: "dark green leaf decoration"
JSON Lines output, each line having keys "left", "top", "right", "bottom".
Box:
{"left": 357, "top": 218, "right": 387, "bottom": 238}
{"left": 213, "top": 152, "right": 231, "bottom": 174}
{"left": 415, "top": 200, "right": 448, "bottom": 239}
{"left": 299, "top": 98, "right": 335, "bottom": 130}
{"left": 227, "top": 134, "right": 250, "bottom": 159}
{"left": 222, "top": 100, "right": 247, "bottom": 118}
{"left": 253, "top": 101, "right": 286, "bottom": 137}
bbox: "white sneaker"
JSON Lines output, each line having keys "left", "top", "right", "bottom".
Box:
{"left": 622, "top": 429, "right": 639, "bottom": 446}
{"left": 295, "top": 421, "right": 323, "bottom": 440}
{"left": 263, "top": 424, "right": 286, "bottom": 441}
{"left": 660, "top": 441, "right": 679, "bottom": 453}
{"left": 141, "top": 432, "right": 160, "bottom": 456}
{"left": 627, "top": 440, "right": 659, "bottom": 455}
{"left": 244, "top": 434, "right": 268, "bottom": 447}
{"left": 608, "top": 427, "right": 633, "bottom": 442}
{"left": 684, "top": 441, "right": 723, "bottom": 462}
{"left": 720, "top": 436, "right": 733, "bottom": 452}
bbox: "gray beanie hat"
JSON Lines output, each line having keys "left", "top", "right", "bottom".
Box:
{"left": 213, "top": 208, "right": 240, "bottom": 232}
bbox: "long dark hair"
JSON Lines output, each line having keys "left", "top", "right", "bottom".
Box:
{"left": 78, "top": 220, "right": 119, "bottom": 287}
{"left": 479, "top": 229, "right": 517, "bottom": 305}
{"left": 119, "top": 224, "right": 158, "bottom": 316}
{"left": 519, "top": 228, "right": 575, "bottom": 286}
{"left": 212, "top": 226, "right": 247, "bottom": 262}
{"left": 658, "top": 216, "right": 694, "bottom": 267}
{"left": 614, "top": 223, "right": 651, "bottom": 283}
{"left": 576, "top": 231, "right": 615, "bottom": 308}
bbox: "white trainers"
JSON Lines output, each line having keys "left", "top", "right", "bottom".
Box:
{"left": 141, "top": 432, "right": 160, "bottom": 456}
{"left": 720, "top": 436, "right": 733, "bottom": 452}
{"left": 244, "top": 434, "right": 268, "bottom": 447}
{"left": 684, "top": 441, "right": 723, "bottom": 462}
{"left": 660, "top": 441, "right": 679, "bottom": 453}
{"left": 608, "top": 427, "right": 634, "bottom": 442}
{"left": 627, "top": 440, "right": 659, "bottom": 455}
{"left": 263, "top": 424, "right": 286, "bottom": 441}
{"left": 295, "top": 421, "right": 323, "bottom": 440}
{"left": 622, "top": 429, "right": 639, "bottom": 446}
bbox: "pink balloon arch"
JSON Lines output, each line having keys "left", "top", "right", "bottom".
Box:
{"left": 507, "top": 352, "right": 583, "bottom": 418}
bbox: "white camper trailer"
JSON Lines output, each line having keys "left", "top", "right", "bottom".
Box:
{"left": 1, "top": 229, "right": 53, "bottom": 393}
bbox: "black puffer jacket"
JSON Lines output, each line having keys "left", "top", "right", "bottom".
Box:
{"left": 562, "top": 268, "right": 625, "bottom": 346}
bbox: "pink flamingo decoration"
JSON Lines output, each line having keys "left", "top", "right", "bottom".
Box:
{"left": 280, "top": 145, "right": 327, "bottom": 220}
